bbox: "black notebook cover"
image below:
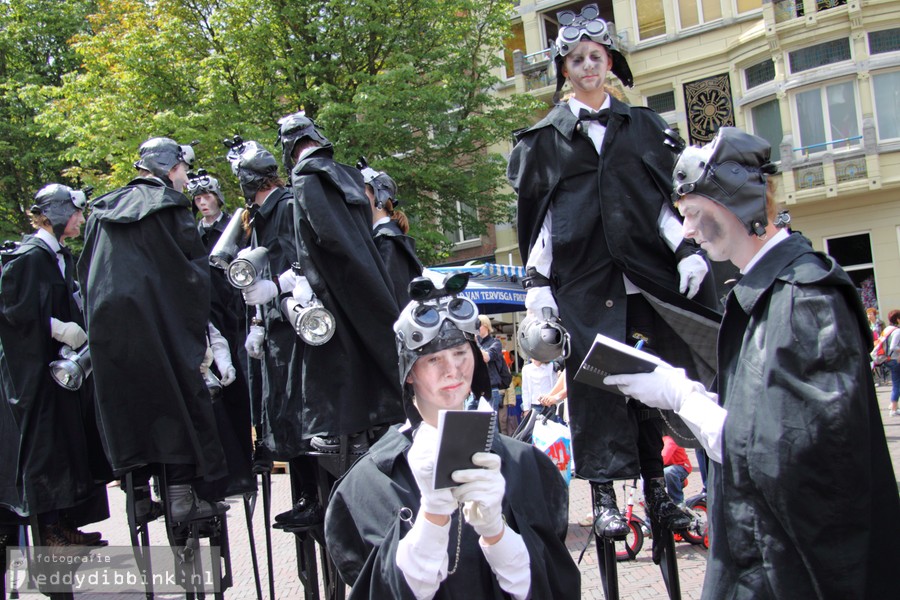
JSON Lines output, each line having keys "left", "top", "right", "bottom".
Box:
{"left": 574, "top": 333, "right": 662, "bottom": 396}
{"left": 433, "top": 410, "right": 496, "bottom": 490}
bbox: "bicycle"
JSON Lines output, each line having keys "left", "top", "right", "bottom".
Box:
{"left": 676, "top": 492, "right": 709, "bottom": 549}
{"left": 614, "top": 479, "right": 650, "bottom": 561}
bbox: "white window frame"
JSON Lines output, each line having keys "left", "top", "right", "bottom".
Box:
{"left": 733, "top": 0, "right": 764, "bottom": 16}
{"left": 631, "top": 0, "right": 667, "bottom": 42}
{"left": 674, "top": 0, "right": 723, "bottom": 31}
{"left": 871, "top": 68, "right": 900, "bottom": 143}
{"left": 789, "top": 78, "right": 862, "bottom": 156}
{"left": 447, "top": 200, "right": 480, "bottom": 247}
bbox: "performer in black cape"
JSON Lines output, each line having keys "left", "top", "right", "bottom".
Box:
{"left": 224, "top": 139, "right": 323, "bottom": 527}
{"left": 325, "top": 273, "right": 580, "bottom": 599}
{"left": 77, "top": 137, "right": 228, "bottom": 521}
{"left": 277, "top": 112, "right": 404, "bottom": 453}
{"left": 357, "top": 159, "right": 423, "bottom": 307}
{"left": 0, "top": 183, "right": 111, "bottom": 546}
{"left": 507, "top": 4, "right": 721, "bottom": 541}
{"left": 605, "top": 127, "right": 900, "bottom": 599}
{"left": 187, "top": 171, "right": 256, "bottom": 498}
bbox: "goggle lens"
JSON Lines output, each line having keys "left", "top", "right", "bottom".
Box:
{"left": 413, "top": 305, "right": 441, "bottom": 328}
{"left": 70, "top": 191, "right": 87, "bottom": 209}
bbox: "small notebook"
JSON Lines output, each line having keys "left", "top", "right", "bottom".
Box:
{"left": 574, "top": 333, "right": 662, "bottom": 396}
{"left": 433, "top": 410, "right": 497, "bottom": 490}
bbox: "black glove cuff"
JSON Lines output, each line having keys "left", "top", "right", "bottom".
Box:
{"left": 522, "top": 266, "right": 551, "bottom": 289}
{"left": 674, "top": 239, "right": 702, "bottom": 262}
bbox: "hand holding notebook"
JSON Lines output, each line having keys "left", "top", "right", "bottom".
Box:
{"left": 432, "top": 410, "right": 497, "bottom": 490}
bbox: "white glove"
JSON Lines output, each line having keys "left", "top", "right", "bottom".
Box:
{"left": 208, "top": 323, "right": 236, "bottom": 386}
{"left": 603, "top": 364, "right": 705, "bottom": 412}
{"left": 677, "top": 254, "right": 708, "bottom": 299}
{"left": 50, "top": 318, "right": 87, "bottom": 348}
{"left": 242, "top": 280, "right": 278, "bottom": 305}
{"left": 408, "top": 424, "right": 458, "bottom": 516}
{"left": 524, "top": 286, "right": 557, "bottom": 317}
{"left": 291, "top": 276, "right": 315, "bottom": 307}
{"left": 200, "top": 344, "right": 214, "bottom": 375}
{"left": 278, "top": 268, "right": 298, "bottom": 293}
{"left": 452, "top": 452, "right": 506, "bottom": 539}
{"left": 245, "top": 324, "right": 265, "bottom": 360}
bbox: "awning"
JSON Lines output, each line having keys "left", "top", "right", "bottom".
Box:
{"left": 426, "top": 263, "right": 526, "bottom": 314}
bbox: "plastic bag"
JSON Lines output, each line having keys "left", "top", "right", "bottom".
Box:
{"left": 532, "top": 417, "right": 573, "bottom": 485}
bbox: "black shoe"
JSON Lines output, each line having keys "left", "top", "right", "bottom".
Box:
{"left": 311, "top": 432, "right": 368, "bottom": 455}
{"left": 591, "top": 481, "right": 629, "bottom": 539}
{"left": 252, "top": 440, "right": 274, "bottom": 474}
{"left": 273, "top": 495, "right": 324, "bottom": 528}
{"left": 645, "top": 477, "right": 691, "bottom": 531}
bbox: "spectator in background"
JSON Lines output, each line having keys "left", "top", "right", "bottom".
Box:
{"left": 881, "top": 309, "right": 900, "bottom": 417}
{"left": 521, "top": 358, "right": 556, "bottom": 417}
{"left": 661, "top": 436, "right": 692, "bottom": 506}
{"left": 471, "top": 314, "right": 505, "bottom": 411}
{"left": 867, "top": 307, "right": 884, "bottom": 337}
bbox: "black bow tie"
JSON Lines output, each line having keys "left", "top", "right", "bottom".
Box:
{"left": 578, "top": 108, "right": 610, "bottom": 126}
{"left": 57, "top": 246, "right": 72, "bottom": 258}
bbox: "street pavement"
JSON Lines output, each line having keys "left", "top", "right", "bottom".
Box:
{"left": 14, "top": 384, "right": 900, "bottom": 599}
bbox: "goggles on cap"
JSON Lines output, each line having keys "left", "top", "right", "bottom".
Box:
{"left": 556, "top": 4, "right": 613, "bottom": 57}
{"left": 186, "top": 169, "right": 216, "bottom": 195}
{"left": 70, "top": 188, "right": 89, "bottom": 210}
{"left": 396, "top": 274, "right": 478, "bottom": 350}
{"left": 179, "top": 144, "right": 196, "bottom": 168}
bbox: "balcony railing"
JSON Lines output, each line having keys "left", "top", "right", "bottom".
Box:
{"left": 792, "top": 136, "right": 863, "bottom": 155}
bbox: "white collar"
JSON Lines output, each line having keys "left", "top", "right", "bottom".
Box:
{"left": 34, "top": 228, "right": 61, "bottom": 253}
{"left": 742, "top": 228, "right": 790, "bottom": 275}
{"left": 372, "top": 216, "right": 391, "bottom": 230}
{"left": 567, "top": 95, "right": 611, "bottom": 119}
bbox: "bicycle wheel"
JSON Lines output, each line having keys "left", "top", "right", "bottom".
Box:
{"left": 682, "top": 498, "right": 708, "bottom": 548}
{"left": 614, "top": 518, "right": 645, "bottom": 561}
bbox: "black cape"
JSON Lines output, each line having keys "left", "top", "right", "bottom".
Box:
{"left": 704, "top": 233, "right": 900, "bottom": 599}
{"left": 373, "top": 220, "right": 423, "bottom": 308}
{"left": 508, "top": 99, "right": 721, "bottom": 480}
{"left": 325, "top": 426, "right": 580, "bottom": 599}
{"left": 290, "top": 151, "right": 404, "bottom": 437}
{"left": 0, "top": 235, "right": 111, "bottom": 516}
{"left": 196, "top": 212, "right": 256, "bottom": 497}
{"left": 247, "top": 187, "right": 309, "bottom": 459}
{"left": 77, "top": 177, "right": 226, "bottom": 481}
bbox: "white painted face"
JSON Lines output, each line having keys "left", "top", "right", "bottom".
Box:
{"left": 194, "top": 192, "right": 221, "bottom": 219}
{"left": 60, "top": 209, "right": 85, "bottom": 241}
{"left": 677, "top": 194, "right": 749, "bottom": 265}
{"left": 563, "top": 40, "right": 610, "bottom": 100}
{"left": 168, "top": 162, "right": 190, "bottom": 193}
{"left": 408, "top": 343, "right": 475, "bottom": 426}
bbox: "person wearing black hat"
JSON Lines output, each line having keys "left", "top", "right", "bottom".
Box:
{"left": 78, "top": 137, "right": 229, "bottom": 523}
{"left": 507, "top": 3, "right": 719, "bottom": 542}
{"left": 324, "top": 273, "right": 580, "bottom": 599}
{"left": 223, "top": 138, "right": 324, "bottom": 527}
{"left": 358, "top": 159, "right": 423, "bottom": 307}
{"left": 0, "top": 184, "right": 112, "bottom": 548}
{"left": 605, "top": 127, "right": 900, "bottom": 599}
{"left": 277, "top": 112, "right": 404, "bottom": 454}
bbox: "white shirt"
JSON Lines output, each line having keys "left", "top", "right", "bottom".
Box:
{"left": 520, "top": 361, "right": 556, "bottom": 412}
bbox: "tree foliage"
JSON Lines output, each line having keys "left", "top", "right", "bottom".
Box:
{"left": 14, "top": 0, "right": 540, "bottom": 262}
{"left": 0, "top": 0, "right": 97, "bottom": 239}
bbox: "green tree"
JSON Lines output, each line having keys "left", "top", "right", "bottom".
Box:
{"left": 0, "top": 0, "right": 97, "bottom": 239}
{"left": 35, "top": 0, "right": 539, "bottom": 262}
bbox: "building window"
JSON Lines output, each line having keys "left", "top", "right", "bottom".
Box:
{"left": 750, "top": 99, "right": 783, "bottom": 162}
{"left": 869, "top": 28, "right": 900, "bottom": 55}
{"left": 446, "top": 201, "right": 479, "bottom": 245}
{"left": 634, "top": 0, "right": 666, "bottom": 40}
{"left": 504, "top": 21, "right": 526, "bottom": 79}
{"left": 825, "top": 232, "right": 876, "bottom": 309}
{"left": 873, "top": 70, "right": 900, "bottom": 141}
{"left": 647, "top": 91, "right": 676, "bottom": 114}
{"left": 676, "top": 0, "right": 722, "bottom": 29}
{"left": 794, "top": 81, "right": 860, "bottom": 153}
{"left": 788, "top": 38, "right": 851, "bottom": 74}
{"left": 745, "top": 59, "right": 775, "bottom": 90}
{"left": 735, "top": 0, "right": 762, "bottom": 14}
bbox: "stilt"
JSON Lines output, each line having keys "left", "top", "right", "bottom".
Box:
{"left": 657, "top": 528, "right": 682, "bottom": 600}
{"left": 243, "top": 492, "right": 264, "bottom": 600}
